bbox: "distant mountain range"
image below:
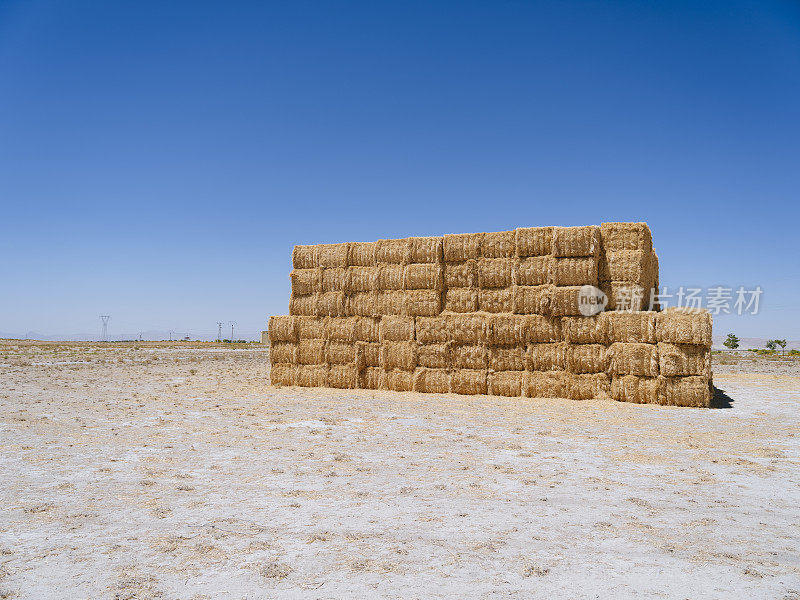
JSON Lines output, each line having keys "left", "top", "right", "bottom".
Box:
{"left": 0, "top": 330, "right": 263, "bottom": 342}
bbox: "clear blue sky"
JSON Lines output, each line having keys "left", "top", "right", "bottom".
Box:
{"left": 1, "top": 0, "right": 798, "bottom": 339}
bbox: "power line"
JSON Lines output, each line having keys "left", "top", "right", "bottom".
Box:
{"left": 217, "top": 321, "right": 223, "bottom": 342}
{"left": 99, "top": 315, "right": 110, "bottom": 342}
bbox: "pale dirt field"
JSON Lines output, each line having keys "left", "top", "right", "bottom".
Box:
{"left": 1, "top": 342, "right": 799, "bottom": 599}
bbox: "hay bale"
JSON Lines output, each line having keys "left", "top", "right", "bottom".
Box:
{"left": 415, "top": 316, "right": 449, "bottom": 344}
{"left": 606, "top": 311, "right": 657, "bottom": 343}
{"left": 268, "top": 315, "right": 297, "bottom": 343}
{"left": 298, "top": 339, "right": 326, "bottom": 365}
{"left": 356, "top": 341, "right": 381, "bottom": 368}
{"left": 488, "top": 314, "right": 526, "bottom": 345}
{"left": 292, "top": 245, "right": 319, "bottom": 269}
{"left": 451, "top": 344, "right": 488, "bottom": 369}
{"left": 296, "top": 316, "right": 326, "bottom": 340}
{"left": 481, "top": 230, "right": 515, "bottom": 258}
{"left": 413, "top": 368, "right": 451, "bottom": 394}
{"left": 658, "top": 375, "right": 712, "bottom": 408}
{"left": 523, "top": 315, "right": 562, "bottom": 343}
{"left": 295, "top": 365, "right": 327, "bottom": 387}
{"left": 525, "top": 371, "right": 566, "bottom": 398}
{"left": 380, "top": 315, "right": 416, "bottom": 342}
{"left": 608, "top": 342, "right": 658, "bottom": 377}
{"left": 479, "top": 288, "right": 513, "bottom": 313}
{"left": 443, "top": 232, "right": 484, "bottom": 262}
{"left": 348, "top": 241, "right": 377, "bottom": 267}
{"left": 550, "top": 257, "right": 599, "bottom": 287}
{"left": 656, "top": 308, "right": 712, "bottom": 346}
{"left": 406, "top": 289, "right": 442, "bottom": 316}
{"left": 270, "top": 341, "right": 297, "bottom": 364}
{"left": 322, "top": 267, "right": 349, "bottom": 292}
{"left": 359, "top": 366, "right": 384, "bottom": 389}
{"left": 408, "top": 236, "right": 443, "bottom": 264}
{"left": 451, "top": 369, "right": 488, "bottom": 395}
{"left": 270, "top": 364, "right": 296, "bottom": 386}
{"left": 347, "top": 292, "right": 378, "bottom": 317}
{"left": 325, "top": 317, "right": 356, "bottom": 342}
{"left": 489, "top": 345, "right": 525, "bottom": 371}
{"left": 444, "top": 260, "right": 477, "bottom": 287}
{"left": 381, "top": 341, "right": 417, "bottom": 371}
{"left": 444, "top": 288, "right": 478, "bottom": 313}
{"left": 318, "top": 243, "right": 350, "bottom": 268}
{"left": 600, "top": 222, "right": 652, "bottom": 252}
{"left": 516, "top": 256, "right": 552, "bottom": 286}
{"left": 478, "top": 258, "right": 514, "bottom": 289}
{"left": 568, "top": 372, "right": 611, "bottom": 400}
{"left": 658, "top": 343, "right": 710, "bottom": 377}
{"left": 561, "top": 314, "right": 608, "bottom": 344}
{"left": 376, "top": 290, "right": 406, "bottom": 315}
{"left": 376, "top": 238, "right": 411, "bottom": 265}
{"left": 550, "top": 286, "right": 585, "bottom": 317}
{"left": 326, "top": 341, "right": 355, "bottom": 365}
{"left": 317, "top": 291, "right": 346, "bottom": 317}
{"left": 512, "top": 285, "right": 553, "bottom": 315}
{"left": 417, "top": 343, "right": 450, "bottom": 369}
{"left": 447, "top": 314, "right": 488, "bottom": 344}
{"left": 348, "top": 266, "right": 377, "bottom": 292}
{"left": 515, "top": 226, "right": 553, "bottom": 257}
{"left": 291, "top": 268, "right": 322, "bottom": 295}
{"left": 599, "top": 250, "right": 651, "bottom": 283}
{"left": 377, "top": 264, "right": 405, "bottom": 290}
{"left": 488, "top": 370, "right": 523, "bottom": 397}
{"left": 327, "top": 364, "right": 359, "bottom": 389}
{"left": 600, "top": 282, "right": 649, "bottom": 312}
{"left": 526, "top": 343, "right": 566, "bottom": 371}
{"left": 289, "top": 293, "right": 317, "bottom": 316}
{"left": 565, "top": 344, "right": 609, "bottom": 374}
{"left": 552, "top": 226, "right": 600, "bottom": 257}
{"left": 405, "top": 263, "right": 443, "bottom": 290}
{"left": 354, "top": 316, "right": 380, "bottom": 342}
{"left": 611, "top": 375, "right": 659, "bottom": 404}
{"left": 384, "top": 369, "right": 414, "bottom": 392}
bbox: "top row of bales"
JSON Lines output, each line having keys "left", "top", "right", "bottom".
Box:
{"left": 292, "top": 223, "right": 654, "bottom": 269}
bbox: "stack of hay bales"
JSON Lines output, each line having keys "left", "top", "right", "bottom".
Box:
{"left": 599, "top": 222, "right": 659, "bottom": 311}
{"left": 270, "top": 222, "right": 713, "bottom": 407}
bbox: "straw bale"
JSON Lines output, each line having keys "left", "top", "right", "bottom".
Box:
{"left": 525, "top": 370, "right": 566, "bottom": 398}
{"left": 447, "top": 314, "right": 488, "bottom": 344}
{"left": 270, "top": 364, "right": 296, "bottom": 387}
{"left": 611, "top": 375, "right": 659, "bottom": 404}
{"left": 522, "top": 315, "right": 561, "bottom": 343}
{"left": 601, "top": 282, "right": 648, "bottom": 312}
{"left": 376, "top": 238, "right": 411, "bottom": 265}
{"left": 450, "top": 344, "right": 488, "bottom": 369}
{"left": 417, "top": 343, "right": 450, "bottom": 369}
{"left": 268, "top": 315, "right": 297, "bottom": 343}
{"left": 356, "top": 341, "right": 381, "bottom": 368}
{"left": 292, "top": 245, "right": 319, "bottom": 269}
{"left": 377, "top": 264, "right": 405, "bottom": 290}
{"left": 481, "top": 230, "right": 515, "bottom": 258}
{"left": 444, "top": 260, "right": 477, "bottom": 287}
{"left": 317, "top": 291, "right": 346, "bottom": 317}
{"left": 552, "top": 226, "right": 600, "bottom": 257}
{"left": 380, "top": 315, "right": 416, "bottom": 342}
{"left": 325, "top": 317, "right": 356, "bottom": 342}
{"left": 489, "top": 345, "right": 525, "bottom": 371}
{"left": 359, "top": 367, "right": 384, "bottom": 390}
{"left": 561, "top": 314, "right": 608, "bottom": 344}
{"left": 291, "top": 268, "right": 322, "bottom": 295}
{"left": 348, "top": 266, "right": 377, "bottom": 292}
{"left": 354, "top": 316, "right": 380, "bottom": 342}
{"left": 526, "top": 343, "right": 566, "bottom": 371}
{"left": 599, "top": 250, "right": 650, "bottom": 283}
{"left": 443, "top": 232, "right": 484, "bottom": 262}
{"left": 318, "top": 243, "right": 349, "bottom": 268}
{"left": 444, "top": 288, "right": 478, "bottom": 313}
{"left": 606, "top": 311, "right": 657, "bottom": 343}
{"left": 550, "top": 286, "right": 585, "bottom": 317}
{"left": 568, "top": 372, "right": 611, "bottom": 400}
{"left": 415, "top": 316, "right": 449, "bottom": 344}
{"left": 600, "top": 222, "right": 652, "bottom": 252}
{"left": 321, "top": 267, "right": 348, "bottom": 292}
{"left": 413, "top": 368, "right": 451, "bottom": 394}
{"left": 381, "top": 341, "right": 417, "bottom": 371}
{"left": 515, "top": 226, "right": 553, "bottom": 257}
{"left": 289, "top": 293, "right": 317, "bottom": 316}
{"left": 326, "top": 341, "right": 355, "bottom": 365}
{"left": 408, "top": 236, "right": 443, "bottom": 264}
{"left": 658, "top": 343, "right": 711, "bottom": 377}
{"left": 479, "top": 288, "right": 513, "bottom": 313}
{"left": 658, "top": 375, "right": 712, "bottom": 408}
{"left": 296, "top": 316, "right": 326, "bottom": 340}
{"left": 608, "top": 342, "right": 658, "bottom": 377}
{"left": 405, "top": 263, "right": 443, "bottom": 290}
{"left": 295, "top": 365, "right": 327, "bottom": 387}
{"left": 516, "top": 256, "right": 551, "bottom": 286}
{"left": 550, "top": 257, "right": 599, "bottom": 286}
{"left": 566, "top": 343, "right": 609, "bottom": 374}
{"left": 512, "top": 285, "right": 553, "bottom": 315}
{"left": 348, "top": 241, "right": 377, "bottom": 267}
{"left": 488, "top": 314, "right": 526, "bottom": 345}
{"left": 478, "top": 258, "right": 514, "bottom": 289}
{"left": 298, "top": 339, "right": 326, "bottom": 365}
{"left": 451, "top": 369, "right": 487, "bottom": 395}
{"left": 327, "top": 364, "right": 359, "bottom": 389}
{"left": 376, "top": 290, "right": 406, "bottom": 315}
{"left": 270, "top": 342, "right": 297, "bottom": 365}
{"left": 488, "top": 370, "right": 523, "bottom": 397}
{"left": 347, "top": 292, "right": 377, "bottom": 317}
{"left": 656, "top": 308, "right": 712, "bottom": 346}
{"left": 384, "top": 369, "right": 414, "bottom": 392}
{"left": 406, "top": 289, "right": 442, "bottom": 316}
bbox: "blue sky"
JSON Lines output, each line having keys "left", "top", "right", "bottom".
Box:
{"left": 1, "top": 0, "right": 798, "bottom": 339}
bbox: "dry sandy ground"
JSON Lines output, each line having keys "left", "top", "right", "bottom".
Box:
{"left": 1, "top": 342, "right": 798, "bottom": 599}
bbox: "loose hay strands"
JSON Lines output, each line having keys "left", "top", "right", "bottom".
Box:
{"left": 444, "top": 260, "right": 477, "bottom": 288}
{"left": 515, "top": 226, "right": 553, "bottom": 257}
{"left": 327, "top": 364, "right": 359, "bottom": 389}
{"left": 298, "top": 339, "right": 326, "bottom": 365}
{"left": 289, "top": 294, "right": 317, "bottom": 316}
{"left": 478, "top": 258, "right": 514, "bottom": 289}
{"left": 443, "top": 232, "right": 484, "bottom": 262}
{"left": 552, "top": 226, "right": 600, "bottom": 258}
{"left": 600, "top": 222, "right": 653, "bottom": 252}
{"left": 348, "top": 266, "right": 378, "bottom": 292}
{"left": 326, "top": 341, "right": 355, "bottom": 365}
{"left": 550, "top": 257, "right": 599, "bottom": 286}
{"left": 296, "top": 316, "right": 326, "bottom": 340}
{"left": 292, "top": 245, "right": 319, "bottom": 269}
{"left": 525, "top": 371, "right": 566, "bottom": 398}
{"left": 566, "top": 343, "right": 609, "bottom": 374}
{"left": 599, "top": 250, "right": 651, "bottom": 283}
{"left": 376, "top": 238, "right": 412, "bottom": 265}
{"left": 516, "top": 256, "right": 552, "bottom": 286}
{"left": 270, "top": 364, "right": 296, "bottom": 386}
{"left": 526, "top": 343, "right": 566, "bottom": 371}
{"left": 384, "top": 369, "right": 414, "bottom": 392}
{"left": 611, "top": 375, "right": 659, "bottom": 404}
{"left": 606, "top": 311, "right": 657, "bottom": 343}
{"left": 489, "top": 345, "right": 525, "bottom": 371}
{"left": 316, "top": 291, "right": 346, "bottom": 317}
{"left": 658, "top": 375, "right": 711, "bottom": 408}
{"left": 269, "top": 315, "right": 297, "bottom": 343}
{"left": 451, "top": 369, "right": 487, "bottom": 395}
{"left": 291, "top": 268, "right": 322, "bottom": 295}
{"left": 413, "top": 368, "right": 451, "bottom": 394}
{"left": 657, "top": 342, "right": 711, "bottom": 377}
{"left": 444, "top": 288, "right": 478, "bottom": 313}
{"left": 481, "top": 230, "right": 515, "bottom": 258}
{"left": 408, "top": 236, "right": 443, "bottom": 264}
{"left": 359, "top": 366, "right": 384, "bottom": 389}
{"left": 377, "top": 264, "right": 405, "bottom": 290}
{"left": 451, "top": 344, "right": 488, "bottom": 369}
{"left": 270, "top": 342, "right": 298, "bottom": 364}
{"left": 405, "top": 264, "right": 443, "bottom": 290}
{"left": 417, "top": 343, "right": 450, "bottom": 369}
{"left": 406, "top": 289, "right": 442, "bottom": 316}
{"left": 478, "top": 288, "right": 513, "bottom": 313}
{"left": 512, "top": 285, "right": 553, "bottom": 315}
{"left": 381, "top": 341, "right": 417, "bottom": 371}
{"left": 347, "top": 292, "right": 378, "bottom": 317}
{"left": 488, "top": 370, "right": 524, "bottom": 397}
{"left": 608, "top": 342, "right": 658, "bottom": 377}
{"left": 568, "top": 372, "right": 611, "bottom": 400}
{"left": 318, "top": 243, "right": 350, "bottom": 268}
{"left": 561, "top": 314, "right": 608, "bottom": 345}
{"left": 295, "top": 365, "right": 328, "bottom": 387}
{"left": 380, "top": 315, "right": 416, "bottom": 342}
{"left": 348, "top": 241, "right": 377, "bottom": 267}
{"left": 656, "top": 308, "right": 713, "bottom": 346}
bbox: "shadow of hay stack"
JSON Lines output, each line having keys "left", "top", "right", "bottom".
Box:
{"left": 710, "top": 386, "right": 734, "bottom": 409}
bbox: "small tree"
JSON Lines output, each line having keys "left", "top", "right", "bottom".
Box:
{"left": 723, "top": 333, "right": 740, "bottom": 350}
{"left": 777, "top": 339, "right": 787, "bottom": 355}
{"left": 766, "top": 340, "right": 778, "bottom": 353}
